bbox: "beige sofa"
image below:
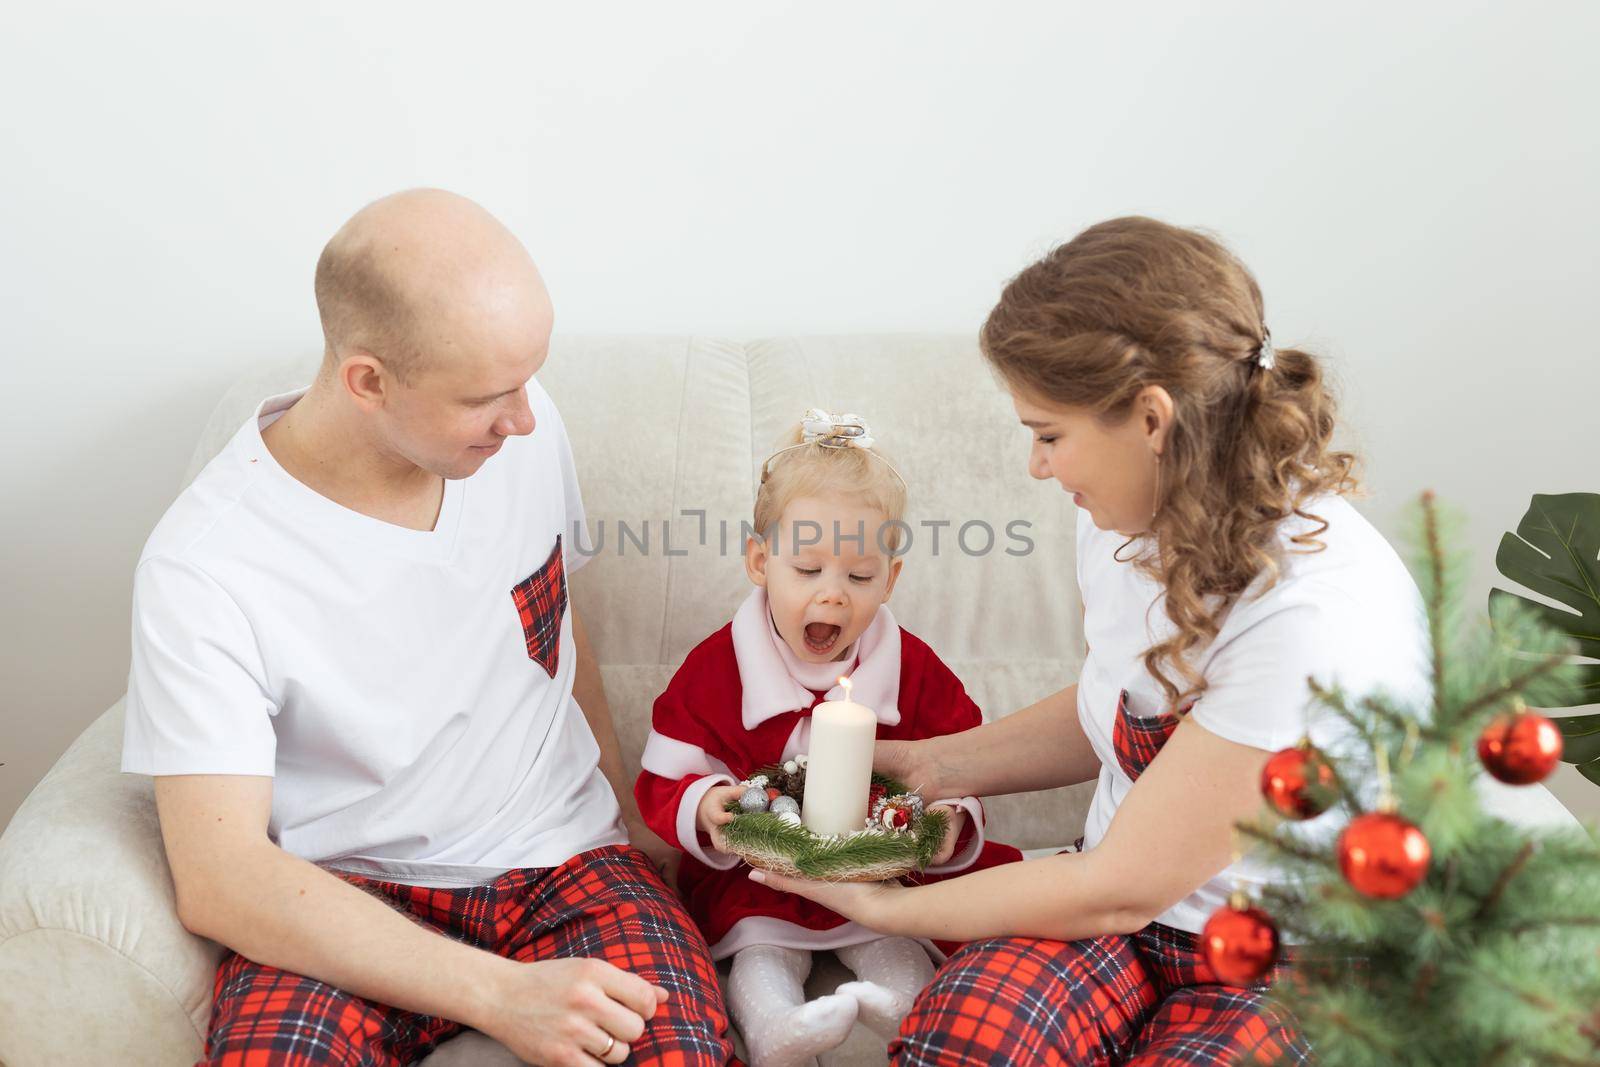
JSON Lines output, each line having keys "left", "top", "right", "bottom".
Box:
{"left": 0, "top": 336, "right": 1093, "bottom": 1065}
{"left": 0, "top": 335, "right": 1577, "bottom": 1066}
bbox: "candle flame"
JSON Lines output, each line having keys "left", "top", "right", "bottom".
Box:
{"left": 838, "top": 674, "right": 853, "bottom": 698}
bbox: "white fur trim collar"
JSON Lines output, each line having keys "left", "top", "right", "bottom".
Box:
{"left": 730, "top": 588, "right": 902, "bottom": 730}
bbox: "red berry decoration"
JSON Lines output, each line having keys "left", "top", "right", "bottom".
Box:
{"left": 1337, "top": 812, "right": 1431, "bottom": 899}
{"left": 1477, "top": 711, "right": 1564, "bottom": 785}
{"left": 1261, "top": 743, "right": 1337, "bottom": 820}
{"left": 767, "top": 787, "right": 782, "bottom": 801}
{"left": 1201, "top": 897, "right": 1280, "bottom": 986}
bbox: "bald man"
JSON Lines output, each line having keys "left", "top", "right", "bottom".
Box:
{"left": 122, "top": 190, "right": 737, "bottom": 1067}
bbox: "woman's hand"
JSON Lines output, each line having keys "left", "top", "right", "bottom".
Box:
{"left": 880, "top": 684, "right": 1098, "bottom": 800}
{"left": 748, "top": 869, "right": 908, "bottom": 932}
{"left": 874, "top": 738, "right": 946, "bottom": 798}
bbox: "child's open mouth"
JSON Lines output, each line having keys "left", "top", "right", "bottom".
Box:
{"left": 803, "top": 622, "right": 843, "bottom": 655}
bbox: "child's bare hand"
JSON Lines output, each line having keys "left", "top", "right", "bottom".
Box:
{"left": 928, "top": 804, "right": 966, "bottom": 866}
{"left": 697, "top": 784, "right": 750, "bottom": 852}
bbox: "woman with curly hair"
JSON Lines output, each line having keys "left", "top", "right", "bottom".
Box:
{"left": 754, "top": 217, "right": 1430, "bottom": 1064}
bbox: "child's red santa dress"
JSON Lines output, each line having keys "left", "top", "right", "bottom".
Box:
{"left": 634, "top": 588, "right": 1023, "bottom": 960}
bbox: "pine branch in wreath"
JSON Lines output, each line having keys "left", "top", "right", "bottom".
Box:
{"left": 721, "top": 763, "right": 951, "bottom": 882}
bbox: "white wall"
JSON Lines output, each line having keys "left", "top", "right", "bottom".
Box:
{"left": 3, "top": 1, "right": 1597, "bottom": 826}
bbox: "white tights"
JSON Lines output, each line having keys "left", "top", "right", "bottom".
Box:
{"left": 727, "top": 938, "right": 935, "bottom": 1066}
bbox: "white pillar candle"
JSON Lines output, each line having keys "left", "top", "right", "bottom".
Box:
{"left": 801, "top": 675, "right": 878, "bottom": 836}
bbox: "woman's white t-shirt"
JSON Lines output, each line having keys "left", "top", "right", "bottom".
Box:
{"left": 1075, "top": 494, "right": 1430, "bottom": 933}
{"left": 121, "top": 379, "right": 626, "bottom": 887}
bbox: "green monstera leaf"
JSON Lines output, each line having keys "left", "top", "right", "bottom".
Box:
{"left": 1489, "top": 492, "right": 1600, "bottom": 786}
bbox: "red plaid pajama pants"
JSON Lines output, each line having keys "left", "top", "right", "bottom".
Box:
{"left": 886, "top": 688, "right": 1311, "bottom": 1064}
{"left": 889, "top": 922, "right": 1309, "bottom": 1066}
{"left": 199, "top": 845, "right": 738, "bottom": 1066}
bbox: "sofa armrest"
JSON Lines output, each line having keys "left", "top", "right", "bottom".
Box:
{"left": 0, "top": 700, "right": 223, "bottom": 1066}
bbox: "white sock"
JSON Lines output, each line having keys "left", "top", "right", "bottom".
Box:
{"left": 728, "top": 944, "right": 859, "bottom": 1067}
{"left": 834, "top": 937, "right": 935, "bottom": 1041}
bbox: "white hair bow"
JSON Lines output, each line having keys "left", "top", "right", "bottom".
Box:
{"left": 800, "top": 408, "right": 876, "bottom": 450}
{"left": 759, "top": 407, "right": 906, "bottom": 489}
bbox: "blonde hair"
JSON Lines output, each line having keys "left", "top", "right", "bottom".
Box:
{"left": 754, "top": 422, "right": 909, "bottom": 553}
{"left": 981, "top": 216, "right": 1357, "bottom": 709}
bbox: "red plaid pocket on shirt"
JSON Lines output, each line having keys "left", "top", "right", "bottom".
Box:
{"left": 1112, "top": 688, "right": 1192, "bottom": 781}
{"left": 511, "top": 535, "right": 568, "bottom": 677}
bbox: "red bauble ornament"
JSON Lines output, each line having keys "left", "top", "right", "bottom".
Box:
{"left": 1337, "top": 812, "right": 1431, "bottom": 899}
{"left": 1201, "top": 899, "right": 1280, "bottom": 986}
{"left": 1477, "top": 711, "right": 1564, "bottom": 785}
{"left": 880, "top": 805, "right": 912, "bottom": 830}
{"left": 767, "top": 787, "right": 782, "bottom": 801}
{"left": 1261, "top": 744, "right": 1337, "bottom": 820}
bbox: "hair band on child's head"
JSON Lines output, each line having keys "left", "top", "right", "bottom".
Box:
{"left": 759, "top": 407, "right": 908, "bottom": 489}
{"left": 1255, "top": 330, "right": 1276, "bottom": 371}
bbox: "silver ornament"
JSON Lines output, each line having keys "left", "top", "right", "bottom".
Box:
{"left": 739, "top": 786, "right": 770, "bottom": 813}
{"left": 769, "top": 795, "right": 800, "bottom": 817}
{"left": 777, "top": 810, "right": 803, "bottom": 826}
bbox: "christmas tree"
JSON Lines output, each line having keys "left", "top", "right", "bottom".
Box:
{"left": 1210, "top": 493, "right": 1600, "bottom": 1066}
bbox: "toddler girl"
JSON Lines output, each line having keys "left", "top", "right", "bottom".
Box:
{"left": 634, "top": 408, "right": 1021, "bottom": 1066}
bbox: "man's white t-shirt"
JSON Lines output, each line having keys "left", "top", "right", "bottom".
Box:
{"left": 122, "top": 379, "right": 626, "bottom": 888}
{"left": 1075, "top": 494, "right": 1431, "bottom": 933}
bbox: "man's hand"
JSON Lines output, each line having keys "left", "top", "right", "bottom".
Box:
{"left": 156, "top": 775, "right": 668, "bottom": 1056}
{"left": 623, "top": 816, "right": 681, "bottom": 888}
{"left": 475, "top": 956, "right": 669, "bottom": 1067}
{"left": 696, "top": 784, "right": 749, "bottom": 854}
{"left": 927, "top": 803, "right": 967, "bottom": 867}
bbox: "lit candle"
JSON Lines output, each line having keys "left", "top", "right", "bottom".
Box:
{"left": 801, "top": 674, "right": 878, "bottom": 836}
